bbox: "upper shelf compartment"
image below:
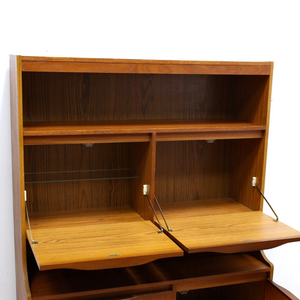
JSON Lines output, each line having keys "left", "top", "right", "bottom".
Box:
{"left": 21, "top": 61, "right": 272, "bottom": 145}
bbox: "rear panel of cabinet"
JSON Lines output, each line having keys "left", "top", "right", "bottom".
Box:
{"left": 155, "top": 138, "right": 265, "bottom": 211}
{"left": 22, "top": 72, "right": 269, "bottom": 124}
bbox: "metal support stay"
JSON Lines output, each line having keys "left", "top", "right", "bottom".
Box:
{"left": 143, "top": 184, "right": 173, "bottom": 233}
{"left": 145, "top": 193, "right": 164, "bottom": 233}
{"left": 252, "top": 178, "right": 279, "bottom": 222}
{"left": 154, "top": 196, "right": 173, "bottom": 232}
{"left": 24, "top": 190, "right": 38, "bottom": 244}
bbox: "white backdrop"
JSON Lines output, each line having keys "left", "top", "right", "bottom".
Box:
{"left": 1, "top": 1, "right": 300, "bottom": 299}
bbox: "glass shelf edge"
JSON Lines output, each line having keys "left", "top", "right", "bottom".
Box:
{"left": 24, "top": 168, "right": 140, "bottom": 184}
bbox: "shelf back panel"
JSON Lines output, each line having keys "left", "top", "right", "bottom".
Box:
{"left": 22, "top": 73, "right": 269, "bottom": 125}
{"left": 24, "top": 143, "right": 140, "bottom": 213}
{"left": 155, "top": 140, "right": 231, "bottom": 204}
{"left": 155, "top": 139, "right": 265, "bottom": 210}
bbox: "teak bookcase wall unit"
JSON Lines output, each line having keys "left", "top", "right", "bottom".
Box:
{"left": 10, "top": 56, "right": 300, "bottom": 300}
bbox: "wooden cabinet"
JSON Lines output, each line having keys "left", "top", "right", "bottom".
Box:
{"left": 10, "top": 56, "right": 300, "bottom": 299}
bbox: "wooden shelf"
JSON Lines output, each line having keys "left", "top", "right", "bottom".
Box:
{"left": 23, "top": 119, "right": 265, "bottom": 145}
{"left": 157, "top": 199, "right": 300, "bottom": 253}
{"left": 29, "top": 252, "right": 271, "bottom": 300}
{"left": 28, "top": 206, "right": 146, "bottom": 228}
{"left": 27, "top": 206, "right": 183, "bottom": 271}
{"left": 159, "top": 198, "right": 251, "bottom": 219}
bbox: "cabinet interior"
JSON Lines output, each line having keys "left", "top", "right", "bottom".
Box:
{"left": 22, "top": 71, "right": 269, "bottom": 218}
{"left": 22, "top": 72, "right": 269, "bottom": 124}
{"left": 10, "top": 57, "right": 300, "bottom": 300}
{"left": 24, "top": 143, "right": 144, "bottom": 213}
{"left": 155, "top": 139, "right": 263, "bottom": 210}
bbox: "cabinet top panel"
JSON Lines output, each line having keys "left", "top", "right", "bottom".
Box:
{"left": 17, "top": 56, "right": 273, "bottom": 75}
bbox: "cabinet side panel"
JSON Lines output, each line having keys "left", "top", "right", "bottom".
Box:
{"left": 229, "top": 138, "right": 265, "bottom": 210}
{"left": 229, "top": 69, "right": 273, "bottom": 211}
{"left": 229, "top": 75, "right": 270, "bottom": 125}
{"left": 10, "top": 55, "right": 31, "bottom": 299}
{"left": 265, "top": 279, "right": 299, "bottom": 300}
{"left": 260, "top": 64, "right": 274, "bottom": 202}
{"left": 129, "top": 138, "right": 156, "bottom": 220}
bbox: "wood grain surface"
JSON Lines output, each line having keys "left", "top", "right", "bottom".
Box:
{"left": 23, "top": 120, "right": 266, "bottom": 145}
{"left": 29, "top": 252, "right": 270, "bottom": 299}
{"left": 22, "top": 72, "right": 269, "bottom": 124}
{"left": 10, "top": 55, "right": 32, "bottom": 299}
{"left": 28, "top": 206, "right": 145, "bottom": 228}
{"left": 159, "top": 198, "right": 251, "bottom": 219}
{"left": 162, "top": 211, "right": 300, "bottom": 253}
{"left": 27, "top": 219, "right": 183, "bottom": 271}
{"left": 21, "top": 57, "right": 272, "bottom": 75}
{"left": 11, "top": 56, "right": 282, "bottom": 300}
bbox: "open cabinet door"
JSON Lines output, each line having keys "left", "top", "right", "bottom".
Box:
{"left": 162, "top": 210, "right": 300, "bottom": 253}
{"left": 26, "top": 207, "right": 183, "bottom": 271}
{"left": 157, "top": 199, "right": 300, "bottom": 254}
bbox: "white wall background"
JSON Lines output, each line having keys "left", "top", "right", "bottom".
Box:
{"left": 1, "top": 1, "right": 300, "bottom": 299}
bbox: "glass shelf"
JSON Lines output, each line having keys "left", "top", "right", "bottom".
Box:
{"left": 25, "top": 168, "right": 140, "bottom": 184}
